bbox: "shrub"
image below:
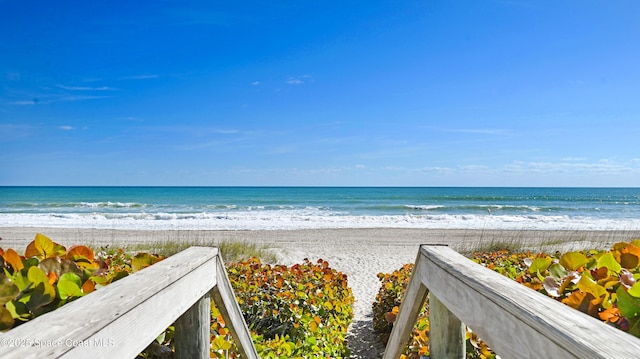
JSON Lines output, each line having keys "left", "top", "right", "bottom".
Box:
{"left": 0, "top": 233, "right": 164, "bottom": 331}
{"left": 211, "top": 257, "right": 355, "bottom": 358}
{"left": 374, "top": 241, "right": 640, "bottom": 358}
{"left": 373, "top": 263, "right": 429, "bottom": 359}
{"left": 1, "top": 234, "right": 356, "bottom": 358}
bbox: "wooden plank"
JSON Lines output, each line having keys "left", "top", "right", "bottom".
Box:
{"left": 1, "top": 246, "right": 219, "bottom": 359}
{"left": 174, "top": 292, "right": 211, "bottom": 359}
{"left": 382, "top": 252, "right": 429, "bottom": 359}
{"left": 429, "top": 294, "right": 465, "bottom": 359}
{"left": 211, "top": 254, "right": 260, "bottom": 359}
{"left": 418, "top": 245, "right": 640, "bottom": 359}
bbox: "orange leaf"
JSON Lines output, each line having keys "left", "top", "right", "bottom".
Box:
{"left": 562, "top": 291, "right": 594, "bottom": 313}
{"left": 310, "top": 320, "right": 318, "bottom": 332}
{"left": 82, "top": 280, "right": 95, "bottom": 294}
{"left": 3, "top": 248, "right": 24, "bottom": 271}
{"left": 47, "top": 271, "right": 57, "bottom": 285}
{"left": 599, "top": 306, "right": 620, "bottom": 323}
{"left": 67, "top": 245, "right": 95, "bottom": 261}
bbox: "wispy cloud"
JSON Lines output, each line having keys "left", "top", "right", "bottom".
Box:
{"left": 417, "top": 166, "right": 454, "bottom": 174}
{"left": 287, "top": 75, "right": 312, "bottom": 85}
{"left": 120, "top": 74, "right": 160, "bottom": 80}
{"left": 8, "top": 95, "right": 110, "bottom": 105}
{"left": 57, "top": 85, "right": 115, "bottom": 91}
{"left": 8, "top": 100, "right": 39, "bottom": 105}
{"left": 446, "top": 128, "right": 511, "bottom": 135}
{"left": 503, "top": 160, "right": 636, "bottom": 174}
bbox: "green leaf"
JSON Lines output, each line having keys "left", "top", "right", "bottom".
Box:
{"left": 5, "top": 300, "right": 30, "bottom": 320}
{"left": 0, "top": 276, "right": 20, "bottom": 305}
{"left": 549, "top": 263, "right": 568, "bottom": 279}
{"left": 31, "top": 233, "right": 55, "bottom": 258}
{"left": 306, "top": 335, "right": 317, "bottom": 345}
{"left": 212, "top": 335, "right": 232, "bottom": 351}
{"left": 617, "top": 286, "right": 640, "bottom": 318}
{"left": 628, "top": 317, "right": 640, "bottom": 337}
{"left": 27, "top": 282, "right": 55, "bottom": 312}
{"left": 577, "top": 275, "right": 607, "bottom": 299}
{"left": 132, "top": 253, "right": 153, "bottom": 272}
{"left": 59, "top": 272, "right": 82, "bottom": 287}
{"left": 559, "top": 252, "right": 589, "bottom": 271}
{"left": 57, "top": 274, "right": 83, "bottom": 301}
{"left": 27, "top": 266, "right": 49, "bottom": 285}
{"left": 528, "top": 258, "right": 551, "bottom": 274}
{"left": 0, "top": 306, "right": 15, "bottom": 330}
{"left": 629, "top": 282, "right": 640, "bottom": 298}
{"left": 597, "top": 253, "right": 622, "bottom": 274}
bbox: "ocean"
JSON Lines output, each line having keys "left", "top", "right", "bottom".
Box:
{"left": 1, "top": 187, "right": 639, "bottom": 231}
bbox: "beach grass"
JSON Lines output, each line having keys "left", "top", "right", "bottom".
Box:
{"left": 459, "top": 228, "right": 634, "bottom": 256}
{"left": 93, "top": 238, "right": 278, "bottom": 263}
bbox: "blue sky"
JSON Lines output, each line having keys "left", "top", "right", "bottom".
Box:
{"left": 1, "top": 1, "right": 639, "bottom": 186}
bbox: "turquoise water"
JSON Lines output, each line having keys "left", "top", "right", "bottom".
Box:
{"left": 1, "top": 187, "right": 639, "bottom": 230}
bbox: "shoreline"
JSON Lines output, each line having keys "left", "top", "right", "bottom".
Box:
{"left": 2, "top": 226, "right": 638, "bottom": 252}
{"left": 2, "top": 227, "right": 639, "bottom": 358}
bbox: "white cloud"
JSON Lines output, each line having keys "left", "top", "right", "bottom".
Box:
{"left": 251, "top": 81, "right": 260, "bottom": 86}
{"left": 59, "top": 126, "right": 75, "bottom": 131}
{"left": 120, "top": 74, "right": 160, "bottom": 80}
{"left": 446, "top": 128, "right": 511, "bottom": 135}
{"left": 503, "top": 160, "right": 634, "bottom": 174}
{"left": 287, "top": 78, "right": 304, "bottom": 85}
{"left": 458, "top": 165, "right": 491, "bottom": 172}
{"left": 57, "top": 85, "right": 115, "bottom": 91}
{"left": 9, "top": 94, "right": 109, "bottom": 105}
{"left": 8, "top": 100, "right": 38, "bottom": 105}
{"left": 418, "top": 166, "right": 454, "bottom": 173}
{"left": 287, "top": 75, "right": 312, "bottom": 85}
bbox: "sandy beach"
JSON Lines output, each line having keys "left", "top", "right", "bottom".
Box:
{"left": 2, "top": 227, "right": 638, "bottom": 358}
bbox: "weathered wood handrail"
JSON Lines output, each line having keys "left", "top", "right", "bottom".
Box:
{"left": 0, "top": 246, "right": 259, "bottom": 359}
{"left": 383, "top": 244, "right": 640, "bottom": 359}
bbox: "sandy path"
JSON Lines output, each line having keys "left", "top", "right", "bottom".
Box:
{"left": 1, "top": 227, "right": 636, "bottom": 358}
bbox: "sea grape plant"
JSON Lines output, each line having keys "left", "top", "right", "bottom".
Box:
{"left": 373, "top": 263, "right": 430, "bottom": 359}
{"left": 3, "top": 234, "right": 356, "bottom": 358}
{"left": 210, "top": 257, "right": 355, "bottom": 359}
{"left": 0, "top": 234, "right": 164, "bottom": 331}
{"left": 375, "top": 241, "right": 640, "bottom": 359}
{"left": 0, "top": 234, "right": 168, "bottom": 359}
{"left": 515, "top": 240, "right": 640, "bottom": 336}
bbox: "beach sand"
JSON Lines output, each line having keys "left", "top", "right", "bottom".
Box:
{"left": 2, "top": 227, "right": 638, "bottom": 358}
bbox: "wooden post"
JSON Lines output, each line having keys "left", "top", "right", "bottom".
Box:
{"left": 382, "top": 252, "right": 430, "bottom": 359}
{"left": 175, "top": 292, "right": 211, "bottom": 359}
{"left": 429, "top": 294, "right": 465, "bottom": 359}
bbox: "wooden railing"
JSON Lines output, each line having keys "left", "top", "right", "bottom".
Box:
{"left": 1, "top": 246, "right": 259, "bottom": 359}
{"left": 383, "top": 244, "right": 640, "bottom": 359}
